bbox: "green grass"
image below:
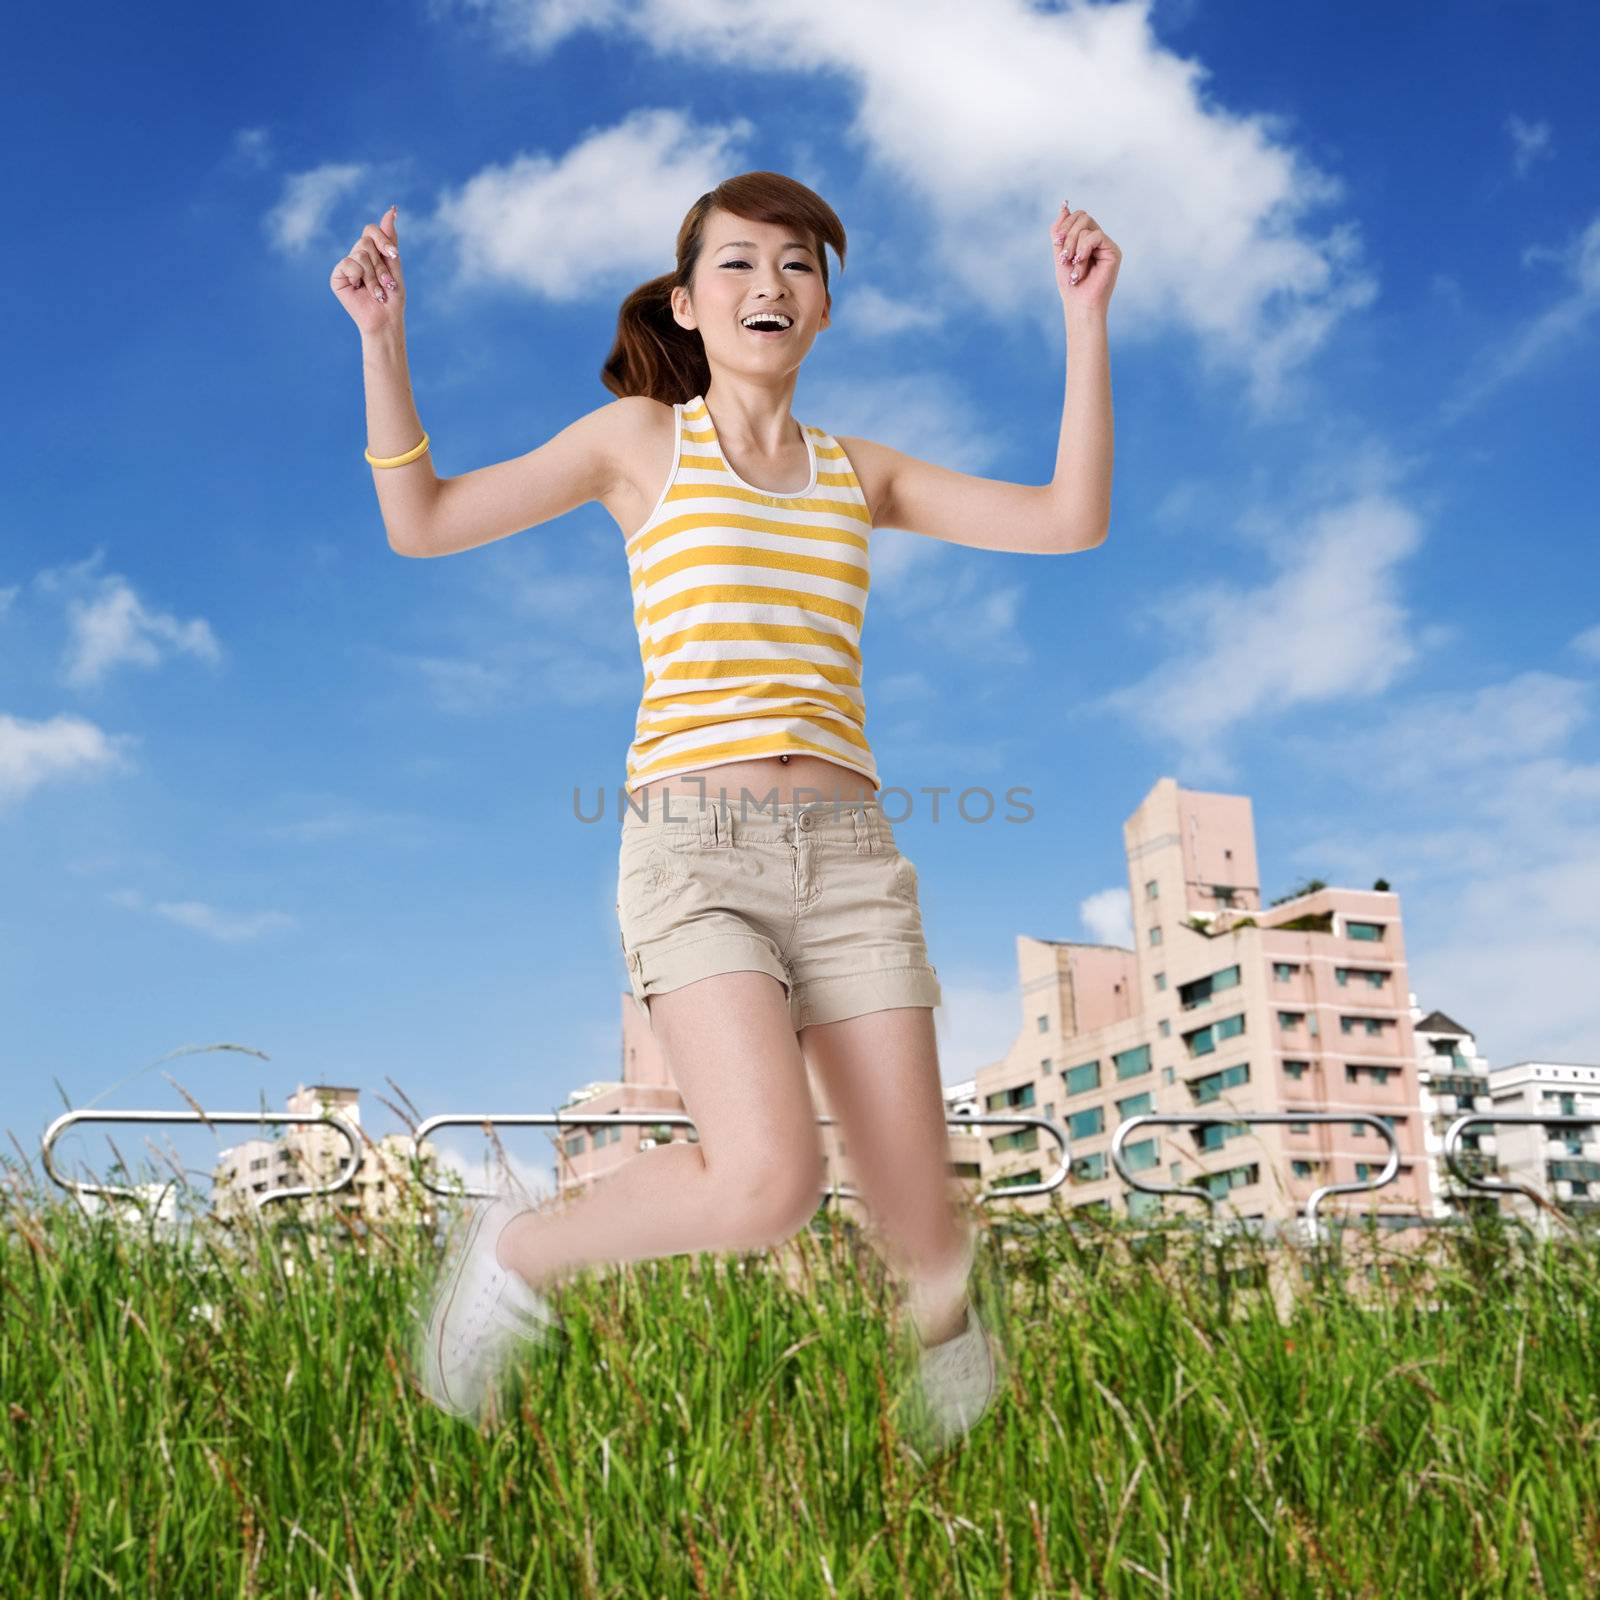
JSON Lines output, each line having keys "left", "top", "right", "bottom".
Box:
{"left": 4, "top": 1158, "right": 1599, "bottom": 1598}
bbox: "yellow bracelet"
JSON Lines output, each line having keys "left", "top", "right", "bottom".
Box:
{"left": 365, "top": 432, "right": 431, "bottom": 469}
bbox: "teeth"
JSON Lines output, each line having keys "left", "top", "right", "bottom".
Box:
{"left": 741, "top": 314, "right": 792, "bottom": 329}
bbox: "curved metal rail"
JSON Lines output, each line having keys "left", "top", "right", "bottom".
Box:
{"left": 1442, "top": 1110, "right": 1598, "bottom": 1212}
{"left": 411, "top": 1109, "right": 1072, "bottom": 1205}
{"left": 1109, "top": 1111, "right": 1402, "bottom": 1241}
{"left": 39, "top": 1108, "right": 364, "bottom": 1216}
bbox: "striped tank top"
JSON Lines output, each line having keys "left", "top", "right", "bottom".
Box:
{"left": 622, "top": 393, "right": 880, "bottom": 794}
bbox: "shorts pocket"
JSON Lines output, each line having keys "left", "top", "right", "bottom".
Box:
{"left": 891, "top": 850, "right": 921, "bottom": 906}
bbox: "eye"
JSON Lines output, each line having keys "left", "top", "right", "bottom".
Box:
{"left": 719, "top": 259, "right": 813, "bottom": 271}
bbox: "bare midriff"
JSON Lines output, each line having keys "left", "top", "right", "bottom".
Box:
{"left": 629, "top": 752, "right": 876, "bottom": 811}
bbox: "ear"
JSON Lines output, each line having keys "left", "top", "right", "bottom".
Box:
{"left": 670, "top": 283, "right": 694, "bottom": 331}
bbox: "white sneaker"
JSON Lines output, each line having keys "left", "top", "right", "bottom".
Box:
{"left": 898, "top": 1225, "right": 1005, "bottom": 1457}
{"left": 414, "top": 1193, "right": 562, "bottom": 1421}
{"left": 908, "top": 1295, "right": 1004, "bottom": 1456}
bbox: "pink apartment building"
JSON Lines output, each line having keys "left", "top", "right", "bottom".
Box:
{"left": 977, "top": 777, "right": 1431, "bottom": 1230}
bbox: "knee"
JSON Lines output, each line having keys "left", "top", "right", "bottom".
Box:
{"left": 725, "top": 1158, "right": 826, "bottom": 1246}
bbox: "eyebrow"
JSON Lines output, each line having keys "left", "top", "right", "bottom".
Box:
{"left": 715, "top": 239, "right": 816, "bottom": 255}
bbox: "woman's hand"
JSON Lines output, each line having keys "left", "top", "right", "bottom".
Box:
{"left": 1051, "top": 200, "right": 1120, "bottom": 318}
{"left": 330, "top": 205, "right": 406, "bottom": 338}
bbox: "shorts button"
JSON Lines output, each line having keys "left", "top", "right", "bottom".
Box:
{"left": 799, "top": 813, "right": 812, "bottom": 829}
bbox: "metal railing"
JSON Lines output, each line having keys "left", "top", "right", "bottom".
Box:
{"left": 39, "top": 1108, "right": 364, "bottom": 1216}
{"left": 33, "top": 1102, "right": 1598, "bottom": 1239}
{"left": 1442, "top": 1111, "right": 1600, "bottom": 1225}
{"left": 1110, "top": 1112, "right": 1402, "bottom": 1242}
{"left": 413, "top": 1109, "right": 1072, "bottom": 1204}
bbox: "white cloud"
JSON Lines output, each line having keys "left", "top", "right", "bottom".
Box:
{"left": 1094, "top": 491, "right": 1435, "bottom": 781}
{"left": 428, "top": 107, "right": 754, "bottom": 303}
{"left": 1433, "top": 213, "right": 1600, "bottom": 429}
{"left": 928, "top": 967, "right": 1029, "bottom": 1087}
{"left": 1504, "top": 113, "right": 1554, "bottom": 178}
{"left": 1285, "top": 673, "right": 1600, "bottom": 1066}
{"left": 265, "top": 162, "right": 369, "bottom": 253}
{"left": 108, "top": 888, "right": 298, "bottom": 943}
{"left": 430, "top": 1136, "right": 559, "bottom": 1205}
{"left": 1080, "top": 885, "right": 1134, "bottom": 947}
{"left": 442, "top": 0, "right": 1374, "bottom": 404}
{"left": 33, "top": 552, "right": 223, "bottom": 691}
{"left": 0, "top": 711, "right": 137, "bottom": 808}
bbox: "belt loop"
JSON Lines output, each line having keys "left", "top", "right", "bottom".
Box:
{"left": 852, "top": 806, "right": 869, "bottom": 854}
{"left": 700, "top": 803, "right": 715, "bottom": 849}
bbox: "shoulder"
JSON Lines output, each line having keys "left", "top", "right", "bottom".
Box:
{"left": 828, "top": 433, "right": 899, "bottom": 529}
{"left": 589, "top": 394, "right": 676, "bottom": 487}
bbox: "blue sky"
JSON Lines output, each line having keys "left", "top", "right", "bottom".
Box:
{"left": 6, "top": 0, "right": 1597, "bottom": 1203}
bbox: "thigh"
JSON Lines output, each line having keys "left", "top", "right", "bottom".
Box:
{"left": 649, "top": 970, "right": 825, "bottom": 1208}
{"left": 801, "top": 1005, "right": 953, "bottom": 1247}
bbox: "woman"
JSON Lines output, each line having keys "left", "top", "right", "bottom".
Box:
{"left": 331, "top": 171, "right": 1118, "bottom": 1446}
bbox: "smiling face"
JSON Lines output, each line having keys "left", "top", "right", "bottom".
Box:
{"left": 671, "top": 206, "right": 831, "bottom": 378}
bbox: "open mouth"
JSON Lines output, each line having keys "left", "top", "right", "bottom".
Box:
{"left": 740, "top": 316, "right": 794, "bottom": 338}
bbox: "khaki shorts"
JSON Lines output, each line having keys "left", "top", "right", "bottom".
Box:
{"left": 615, "top": 793, "right": 941, "bottom": 1031}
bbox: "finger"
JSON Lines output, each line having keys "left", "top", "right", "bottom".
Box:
{"left": 1068, "top": 229, "right": 1102, "bottom": 284}
{"left": 352, "top": 242, "right": 386, "bottom": 302}
{"left": 362, "top": 222, "right": 400, "bottom": 295}
{"left": 1064, "top": 216, "right": 1097, "bottom": 268}
{"left": 1058, "top": 208, "right": 1087, "bottom": 261}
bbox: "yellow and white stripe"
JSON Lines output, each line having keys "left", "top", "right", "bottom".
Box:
{"left": 623, "top": 394, "right": 880, "bottom": 794}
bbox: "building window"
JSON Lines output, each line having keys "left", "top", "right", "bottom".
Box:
{"left": 1184, "top": 1014, "right": 1245, "bottom": 1058}
{"left": 1154, "top": 973, "right": 1167, "bottom": 991}
{"left": 1346, "top": 921, "right": 1385, "bottom": 942}
{"left": 1346, "top": 1064, "right": 1398, "bottom": 1086}
{"left": 1065, "top": 1060, "right": 1100, "bottom": 1096}
{"left": 1150, "top": 926, "right": 1163, "bottom": 946}
{"left": 1146, "top": 879, "right": 1159, "bottom": 899}
{"left": 1162, "top": 1066, "right": 1175, "bottom": 1085}
{"left": 1068, "top": 1105, "right": 1105, "bottom": 1140}
{"left": 1071, "top": 1151, "right": 1107, "bottom": 1182}
{"left": 1124, "top": 1137, "right": 1160, "bottom": 1171}
{"left": 1178, "top": 966, "right": 1242, "bottom": 1009}
{"left": 1200, "top": 1161, "right": 1259, "bottom": 1198}
{"left": 1159, "top": 1020, "right": 1171, "bottom": 1038}
{"left": 1037, "top": 1014, "right": 1049, "bottom": 1033}
{"left": 1278, "top": 1011, "right": 1305, "bottom": 1029}
{"left": 1114, "top": 1043, "right": 1153, "bottom": 1080}
{"left": 1117, "top": 1090, "right": 1154, "bottom": 1120}
{"left": 1273, "top": 962, "right": 1295, "bottom": 981}
{"left": 985, "top": 1083, "right": 1035, "bottom": 1111}
{"left": 1191, "top": 1062, "right": 1250, "bottom": 1104}
{"left": 1283, "top": 1060, "right": 1310, "bottom": 1080}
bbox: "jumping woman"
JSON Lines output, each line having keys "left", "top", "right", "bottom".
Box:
{"left": 331, "top": 171, "right": 1119, "bottom": 1450}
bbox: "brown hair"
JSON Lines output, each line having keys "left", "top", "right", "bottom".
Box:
{"left": 600, "top": 170, "right": 847, "bottom": 405}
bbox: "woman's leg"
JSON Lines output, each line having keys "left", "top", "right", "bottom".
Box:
{"left": 800, "top": 1004, "right": 973, "bottom": 1345}
{"left": 495, "top": 968, "right": 826, "bottom": 1289}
